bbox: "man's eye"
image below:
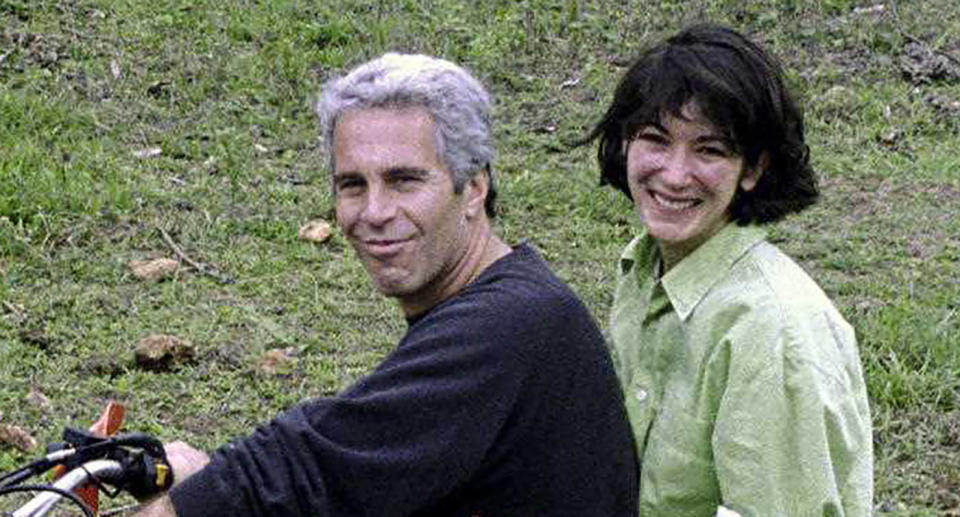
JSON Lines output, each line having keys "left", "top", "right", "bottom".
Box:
{"left": 335, "top": 178, "right": 363, "bottom": 192}
{"left": 390, "top": 172, "right": 424, "bottom": 185}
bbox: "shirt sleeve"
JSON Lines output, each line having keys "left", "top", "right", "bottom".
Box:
{"left": 710, "top": 305, "right": 874, "bottom": 517}
{"left": 169, "top": 298, "right": 531, "bottom": 517}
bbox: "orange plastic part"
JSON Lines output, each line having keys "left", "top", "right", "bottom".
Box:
{"left": 52, "top": 401, "right": 126, "bottom": 515}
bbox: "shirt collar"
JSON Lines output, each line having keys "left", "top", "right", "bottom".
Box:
{"left": 660, "top": 223, "right": 767, "bottom": 321}
{"left": 618, "top": 233, "right": 658, "bottom": 278}
{"left": 618, "top": 237, "right": 640, "bottom": 275}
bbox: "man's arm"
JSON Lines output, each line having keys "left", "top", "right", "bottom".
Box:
{"left": 164, "top": 298, "right": 540, "bottom": 516}
{"left": 135, "top": 495, "right": 176, "bottom": 517}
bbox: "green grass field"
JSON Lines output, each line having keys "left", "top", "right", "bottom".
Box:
{"left": 1, "top": 0, "right": 958, "bottom": 514}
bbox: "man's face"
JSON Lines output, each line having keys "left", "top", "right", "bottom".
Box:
{"left": 333, "top": 107, "right": 480, "bottom": 316}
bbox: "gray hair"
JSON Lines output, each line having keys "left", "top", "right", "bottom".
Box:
{"left": 315, "top": 53, "right": 497, "bottom": 216}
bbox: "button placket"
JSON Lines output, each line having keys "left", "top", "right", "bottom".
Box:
{"left": 634, "top": 386, "right": 648, "bottom": 403}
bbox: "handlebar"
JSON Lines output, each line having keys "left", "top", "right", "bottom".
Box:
{"left": 11, "top": 460, "right": 124, "bottom": 517}
{"left": 0, "top": 430, "right": 173, "bottom": 517}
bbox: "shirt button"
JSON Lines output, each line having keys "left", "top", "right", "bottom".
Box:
{"left": 634, "top": 387, "right": 648, "bottom": 403}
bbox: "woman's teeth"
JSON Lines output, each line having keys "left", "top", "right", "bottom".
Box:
{"left": 652, "top": 192, "right": 697, "bottom": 210}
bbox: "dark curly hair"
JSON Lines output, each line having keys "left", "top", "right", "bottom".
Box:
{"left": 584, "top": 24, "right": 818, "bottom": 224}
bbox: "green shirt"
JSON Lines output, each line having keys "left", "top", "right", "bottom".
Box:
{"left": 611, "top": 222, "right": 873, "bottom": 516}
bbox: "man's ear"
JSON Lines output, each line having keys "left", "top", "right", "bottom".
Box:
{"left": 462, "top": 168, "right": 489, "bottom": 219}
{"left": 740, "top": 152, "right": 769, "bottom": 192}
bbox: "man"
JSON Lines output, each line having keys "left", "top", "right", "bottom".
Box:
{"left": 136, "top": 53, "right": 638, "bottom": 516}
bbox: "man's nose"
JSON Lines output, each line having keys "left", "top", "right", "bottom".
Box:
{"left": 360, "top": 186, "right": 397, "bottom": 225}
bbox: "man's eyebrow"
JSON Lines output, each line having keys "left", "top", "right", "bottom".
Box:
{"left": 385, "top": 167, "right": 431, "bottom": 178}
{"left": 333, "top": 170, "right": 362, "bottom": 180}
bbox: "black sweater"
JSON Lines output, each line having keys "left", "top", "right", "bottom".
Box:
{"left": 170, "top": 244, "right": 638, "bottom": 516}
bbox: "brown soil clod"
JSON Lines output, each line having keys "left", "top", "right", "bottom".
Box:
{"left": 135, "top": 334, "right": 197, "bottom": 372}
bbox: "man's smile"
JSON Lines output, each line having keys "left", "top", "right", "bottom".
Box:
{"left": 358, "top": 237, "right": 413, "bottom": 257}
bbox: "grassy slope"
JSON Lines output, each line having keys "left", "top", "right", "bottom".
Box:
{"left": 1, "top": 0, "right": 958, "bottom": 513}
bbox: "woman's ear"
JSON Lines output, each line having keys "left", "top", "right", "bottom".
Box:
{"left": 740, "top": 152, "right": 769, "bottom": 192}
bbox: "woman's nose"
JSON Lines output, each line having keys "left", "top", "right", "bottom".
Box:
{"left": 658, "top": 148, "right": 693, "bottom": 186}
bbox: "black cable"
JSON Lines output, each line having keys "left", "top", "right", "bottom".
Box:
{"left": 80, "top": 463, "right": 122, "bottom": 499}
{"left": 0, "top": 484, "right": 94, "bottom": 517}
{"left": 0, "top": 459, "right": 51, "bottom": 488}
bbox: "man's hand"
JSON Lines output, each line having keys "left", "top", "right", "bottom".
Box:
{"left": 164, "top": 440, "right": 210, "bottom": 487}
{"left": 132, "top": 441, "right": 210, "bottom": 517}
{"left": 134, "top": 494, "right": 177, "bottom": 517}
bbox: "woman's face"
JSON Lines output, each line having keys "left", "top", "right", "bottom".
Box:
{"left": 625, "top": 103, "right": 761, "bottom": 269}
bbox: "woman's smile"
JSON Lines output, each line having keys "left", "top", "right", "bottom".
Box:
{"left": 648, "top": 190, "right": 700, "bottom": 211}
{"left": 625, "top": 102, "right": 761, "bottom": 270}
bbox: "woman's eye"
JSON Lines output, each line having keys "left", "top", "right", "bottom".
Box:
{"left": 698, "top": 143, "right": 735, "bottom": 157}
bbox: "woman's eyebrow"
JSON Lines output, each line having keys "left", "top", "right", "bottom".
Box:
{"left": 641, "top": 122, "right": 668, "bottom": 133}
{"left": 694, "top": 134, "right": 729, "bottom": 143}
{"left": 631, "top": 122, "right": 668, "bottom": 136}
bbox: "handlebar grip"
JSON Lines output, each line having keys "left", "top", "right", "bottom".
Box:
{"left": 125, "top": 453, "right": 174, "bottom": 501}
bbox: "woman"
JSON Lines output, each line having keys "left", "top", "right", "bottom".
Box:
{"left": 586, "top": 24, "right": 873, "bottom": 516}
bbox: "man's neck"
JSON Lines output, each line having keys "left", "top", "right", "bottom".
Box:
{"left": 400, "top": 225, "right": 510, "bottom": 318}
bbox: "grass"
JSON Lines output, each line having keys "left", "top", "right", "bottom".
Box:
{"left": 1, "top": 0, "right": 959, "bottom": 514}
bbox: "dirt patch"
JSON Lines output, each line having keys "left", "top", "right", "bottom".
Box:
{"left": 923, "top": 93, "right": 960, "bottom": 125}
{"left": 769, "top": 1, "right": 960, "bottom": 91}
{"left": 821, "top": 175, "right": 960, "bottom": 236}
{"left": 771, "top": 7, "right": 893, "bottom": 83}
{"left": 777, "top": 173, "right": 960, "bottom": 306}
{"left": 0, "top": 32, "right": 67, "bottom": 72}
{"left": 825, "top": 45, "right": 880, "bottom": 79}
{"left": 76, "top": 353, "right": 125, "bottom": 377}
{"left": 899, "top": 42, "right": 960, "bottom": 84}
{"left": 839, "top": 177, "right": 958, "bottom": 265}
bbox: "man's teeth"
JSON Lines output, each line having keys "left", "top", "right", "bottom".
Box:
{"left": 653, "top": 192, "right": 696, "bottom": 210}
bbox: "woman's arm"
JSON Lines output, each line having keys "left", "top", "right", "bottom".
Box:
{"left": 711, "top": 309, "right": 873, "bottom": 516}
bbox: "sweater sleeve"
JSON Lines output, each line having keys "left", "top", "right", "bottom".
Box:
{"left": 169, "top": 296, "right": 530, "bottom": 517}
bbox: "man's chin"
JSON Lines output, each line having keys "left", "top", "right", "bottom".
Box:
{"left": 363, "top": 263, "right": 426, "bottom": 299}
{"left": 371, "top": 274, "right": 414, "bottom": 297}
